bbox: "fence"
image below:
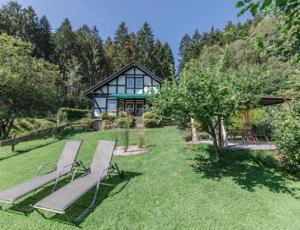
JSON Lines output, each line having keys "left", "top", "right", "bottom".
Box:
{"left": 0, "top": 124, "right": 69, "bottom": 151}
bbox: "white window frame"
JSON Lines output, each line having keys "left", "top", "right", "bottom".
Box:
{"left": 126, "top": 77, "right": 134, "bottom": 88}
{"left": 136, "top": 78, "right": 143, "bottom": 88}
{"left": 107, "top": 100, "right": 117, "bottom": 112}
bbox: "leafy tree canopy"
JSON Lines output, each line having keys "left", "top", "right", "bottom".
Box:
{"left": 0, "top": 34, "right": 59, "bottom": 139}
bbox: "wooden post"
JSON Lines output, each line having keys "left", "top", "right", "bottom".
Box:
{"left": 11, "top": 135, "right": 15, "bottom": 152}
{"left": 191, "top": 117, "right": 198, "bottom": 143}
{"left": 220, "top": 115, "right": 228, "bottom": 146}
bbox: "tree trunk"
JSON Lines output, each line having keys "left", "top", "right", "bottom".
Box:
{"left": 208, "top": 123, "right": 220, "bottom": 162}
{"left": 218, "top": 115, "right": 228, "bottom": 147}
{"left": 0, "top": 117, "right": 14, "bottom": 140}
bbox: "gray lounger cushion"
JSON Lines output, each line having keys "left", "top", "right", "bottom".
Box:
{"left": 33, "top": 140, "right": 115, "bottom": 213}
{"left": 0, "top": 141, "right": 81, "bottom": 204}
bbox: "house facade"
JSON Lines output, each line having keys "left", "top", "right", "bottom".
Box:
{"left": 83, "top": 61, "right": 162, "bottom": 117}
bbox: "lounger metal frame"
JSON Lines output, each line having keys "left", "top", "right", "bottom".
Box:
{"left": 34, "top": 161, "right": 123, "bottom": 223}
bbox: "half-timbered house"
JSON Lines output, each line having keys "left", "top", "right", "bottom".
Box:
{"left": 83, "top": 61, "right": 162, "bottom": 117}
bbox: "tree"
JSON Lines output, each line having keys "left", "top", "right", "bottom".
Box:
{"left": 153, "top": 60, "right": 238, "bottom": 161}
{"left": 161, "top": 42, "right": 175, "bottom": 79}
{"left": 112, "top": 22, "right": 131, "bottom": 71}
{"left": 0, "top": 1, "right": 53, "bottom": 60}
{"left": 179, "top": 34, "right": 192, "bottom": 72}
{"left": 37, "top": 15, "right": 53, "bottom": 60}
{"left": 236, "top": 0, "right": 300, "bottom": 60}
{"left": 0, "top": 34, "right": 59, "bottom": 139}
{"left": 273, "top": 100, "right": 300, "bottom": 172}
{"left": 137, "top": 22, "right": 155, "bottom": 70}
{"left": 53, "top": 18, "right": 79, "bottom": 103}
{"left": 76, "top": 25, "right": 105, "bottom": 87}
{"left": 103, "top": 36, "right": 114, "bottom": 76}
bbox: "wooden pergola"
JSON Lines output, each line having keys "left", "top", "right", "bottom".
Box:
{"left": 242, "top": 95, "right": 290, "bottom": 128}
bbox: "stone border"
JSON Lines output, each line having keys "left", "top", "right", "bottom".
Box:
{"left": 113, "top": 145, "right": 148, "bottom": 156}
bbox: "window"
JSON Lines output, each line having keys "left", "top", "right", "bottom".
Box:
{"left": 126, "top": 78, "right": 134, "bottom": 88}
{"left": 136, "top": 78, "right": 143, "bottom": 88}
{"left": 107, "top": 100, "right": 117, "bottom": 112}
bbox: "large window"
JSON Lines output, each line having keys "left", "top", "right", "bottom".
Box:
{"left": 107, "top": 100, "right": 117, "bottom": 112}
{"left": 126, "top": 77, "right": 134, "bottom": 88}
{"left": 136, "top": 78, "right": 143, "bottom": 88}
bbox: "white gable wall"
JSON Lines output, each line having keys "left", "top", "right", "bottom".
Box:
{"left": 92, "top": 66, "right": 161, "bottom": 117}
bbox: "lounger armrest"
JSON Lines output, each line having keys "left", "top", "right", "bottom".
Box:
{"left": 35, "top": 160, "right": 57, "bottom": 176}
{"left": 97, "top": 166, "right": 111, "bottom": 184}
{"left": 70, "top": 160, "right": 92, "bottom": 182}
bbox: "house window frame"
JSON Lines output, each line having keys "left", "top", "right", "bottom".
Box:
{"left": 135, "top": 77, "right": 144, "bottom": 89}
{"left": 126, "top": 77, "right": 134, "bottom": 89}
{"left": 107, "top": 99, "right": 117, "bottom": 112}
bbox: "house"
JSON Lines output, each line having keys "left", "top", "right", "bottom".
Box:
{"left": 83, "top": 61, "right": 162, "bottom": 117}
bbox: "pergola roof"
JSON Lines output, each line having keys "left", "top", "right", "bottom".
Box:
{"left": 258, "top": 95, "right": 290, "bottom": 106}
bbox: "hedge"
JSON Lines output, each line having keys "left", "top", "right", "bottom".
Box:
{"left": 58, "top": 108, "right": 90, "bottom": 121}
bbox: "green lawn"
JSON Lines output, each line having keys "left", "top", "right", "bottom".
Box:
{"left": 0, "top": 126, "right": 300, "bottom": 229}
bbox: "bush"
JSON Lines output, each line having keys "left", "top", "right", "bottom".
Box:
{"left": 119, "top": 120, "right": 131, "bottom": 152}
{"left": 143, "top": 111, "right": 161, "bottom": 128}
{"left": 101, "top": 112, "right": 115, "bottom": 121}
{"left": 116, "top": 117, "right": 133, "bottom": 128}
{"left": 273, "top": 101, "right": 300, "bottom": 172}
{"left": 57, "top": 109, "right": 68, "bottom": 125}
{"left": 137, "top": 128, "right": 145, "bottom": 148}
{"left": 80, "top": 116, "right": 94, "bottom": 131}
{"left": 144, "top": 118, "right": 160, "bottom": 128}
{"left": 143, "top": 111, "right": 155, "bottom": 119}
{"left": 58, "top": 108, "right": 89, "bottom": 121}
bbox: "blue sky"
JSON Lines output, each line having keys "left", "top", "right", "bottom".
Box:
{"left": 0, "top": 0, "right": 251, "bottom": 67}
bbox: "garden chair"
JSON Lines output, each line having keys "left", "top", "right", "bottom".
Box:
{"left": 33, "top": 140, "right": 121, "bottom": 222}
{"left": 0, "top": 140, "right": 82, "bottom": 206}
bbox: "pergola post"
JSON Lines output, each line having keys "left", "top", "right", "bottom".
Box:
{"left": 191, "top": 117, "right": 198, "bottom": 143}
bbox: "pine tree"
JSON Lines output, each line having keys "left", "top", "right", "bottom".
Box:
{"left": 0, "top": 2, "right": 53, "bottom": 59}
{"left": 137, "top": 22, "right": 155, "bottom": 70}
{"left": 112, "top": 22, "right": 131, "bottom": 71}
{"left": 128, "top": 32, "right": 138, "bottom": 62}
{"left": 179, "top": 34, "right": 192, "bottom": 72}
{"left": 37, "top": 15, "right": 53, "bottom": 60}
{"left": 90, "top": 26, "right": 106, "bottom": 84}
{"left": 189, "top": 29, "right": 203, "bottom": 59}
{"left": 162, "top": 42, "right": 175, "bottom": 79}
{"left": 104, "top": 36, "right": 114, "bottom": 77}
{"left": 53, "top": 18, "right": 79, "bottom": 102}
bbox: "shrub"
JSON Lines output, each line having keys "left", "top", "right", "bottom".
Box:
{"left": 101, "top": 112, "right": 115, "bottom": 121}
{"left": 119, "top": 120, "right": 131, "bottom": 152}
{"left": 116, "top": 117, "right": 133, "bottom": 128}
{"left": 143, "top": 111, "right": 155, "bottom": 119}
{"left": 273, "top": 101, "right": 300, "bottom": 172}
{"left": 144, "top": 118, "right": 160, "bottom": 128}
{"left": 57, "top": 110, "right": 68, "bottom": 125}
{"left": 137, "top": 128, "right": 145, "bottom": 148}
{"left": 101, "top": 112, "right": 109, "bottom": 120}
{"left": 143, "top": 111, "right": 161, "bottom": 128}
{"left": 80, "top": 115, "right": 94, "bottom": 131}
{"left": 118, "top": 111, "right": 127, "bottom": 118}
{"left": 58, "top": 108, "right": 89, "bottom": 121}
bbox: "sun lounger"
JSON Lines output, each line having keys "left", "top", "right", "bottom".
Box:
{"left": 0, "top": 140, "right": 82, "bottom": 205}
{"left": 33, "top": 140, "right": 118, "bottom": 222}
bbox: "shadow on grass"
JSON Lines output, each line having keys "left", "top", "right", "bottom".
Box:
{"left": 5, "top": 171, "right": 141, "bottom": 226}
{"left": 0, "top": 128, "right": 86, "bottom": 161}
{"left": 190, "top": 144, "right": 299, "bottom": 195}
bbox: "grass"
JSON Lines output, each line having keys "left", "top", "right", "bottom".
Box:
{"left": 0, "top": 126, "right": 300, "bottom": 229}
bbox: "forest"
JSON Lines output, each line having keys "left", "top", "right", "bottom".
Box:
{"left": 0, "top": 1, "right": 175, "bottom": 109}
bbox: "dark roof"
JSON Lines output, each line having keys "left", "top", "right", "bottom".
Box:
{"left": 83, "top": 61, "right": 162, "bottom": 99}
{"left": 258, "top": 95, "right": 290, "bottom": 106}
